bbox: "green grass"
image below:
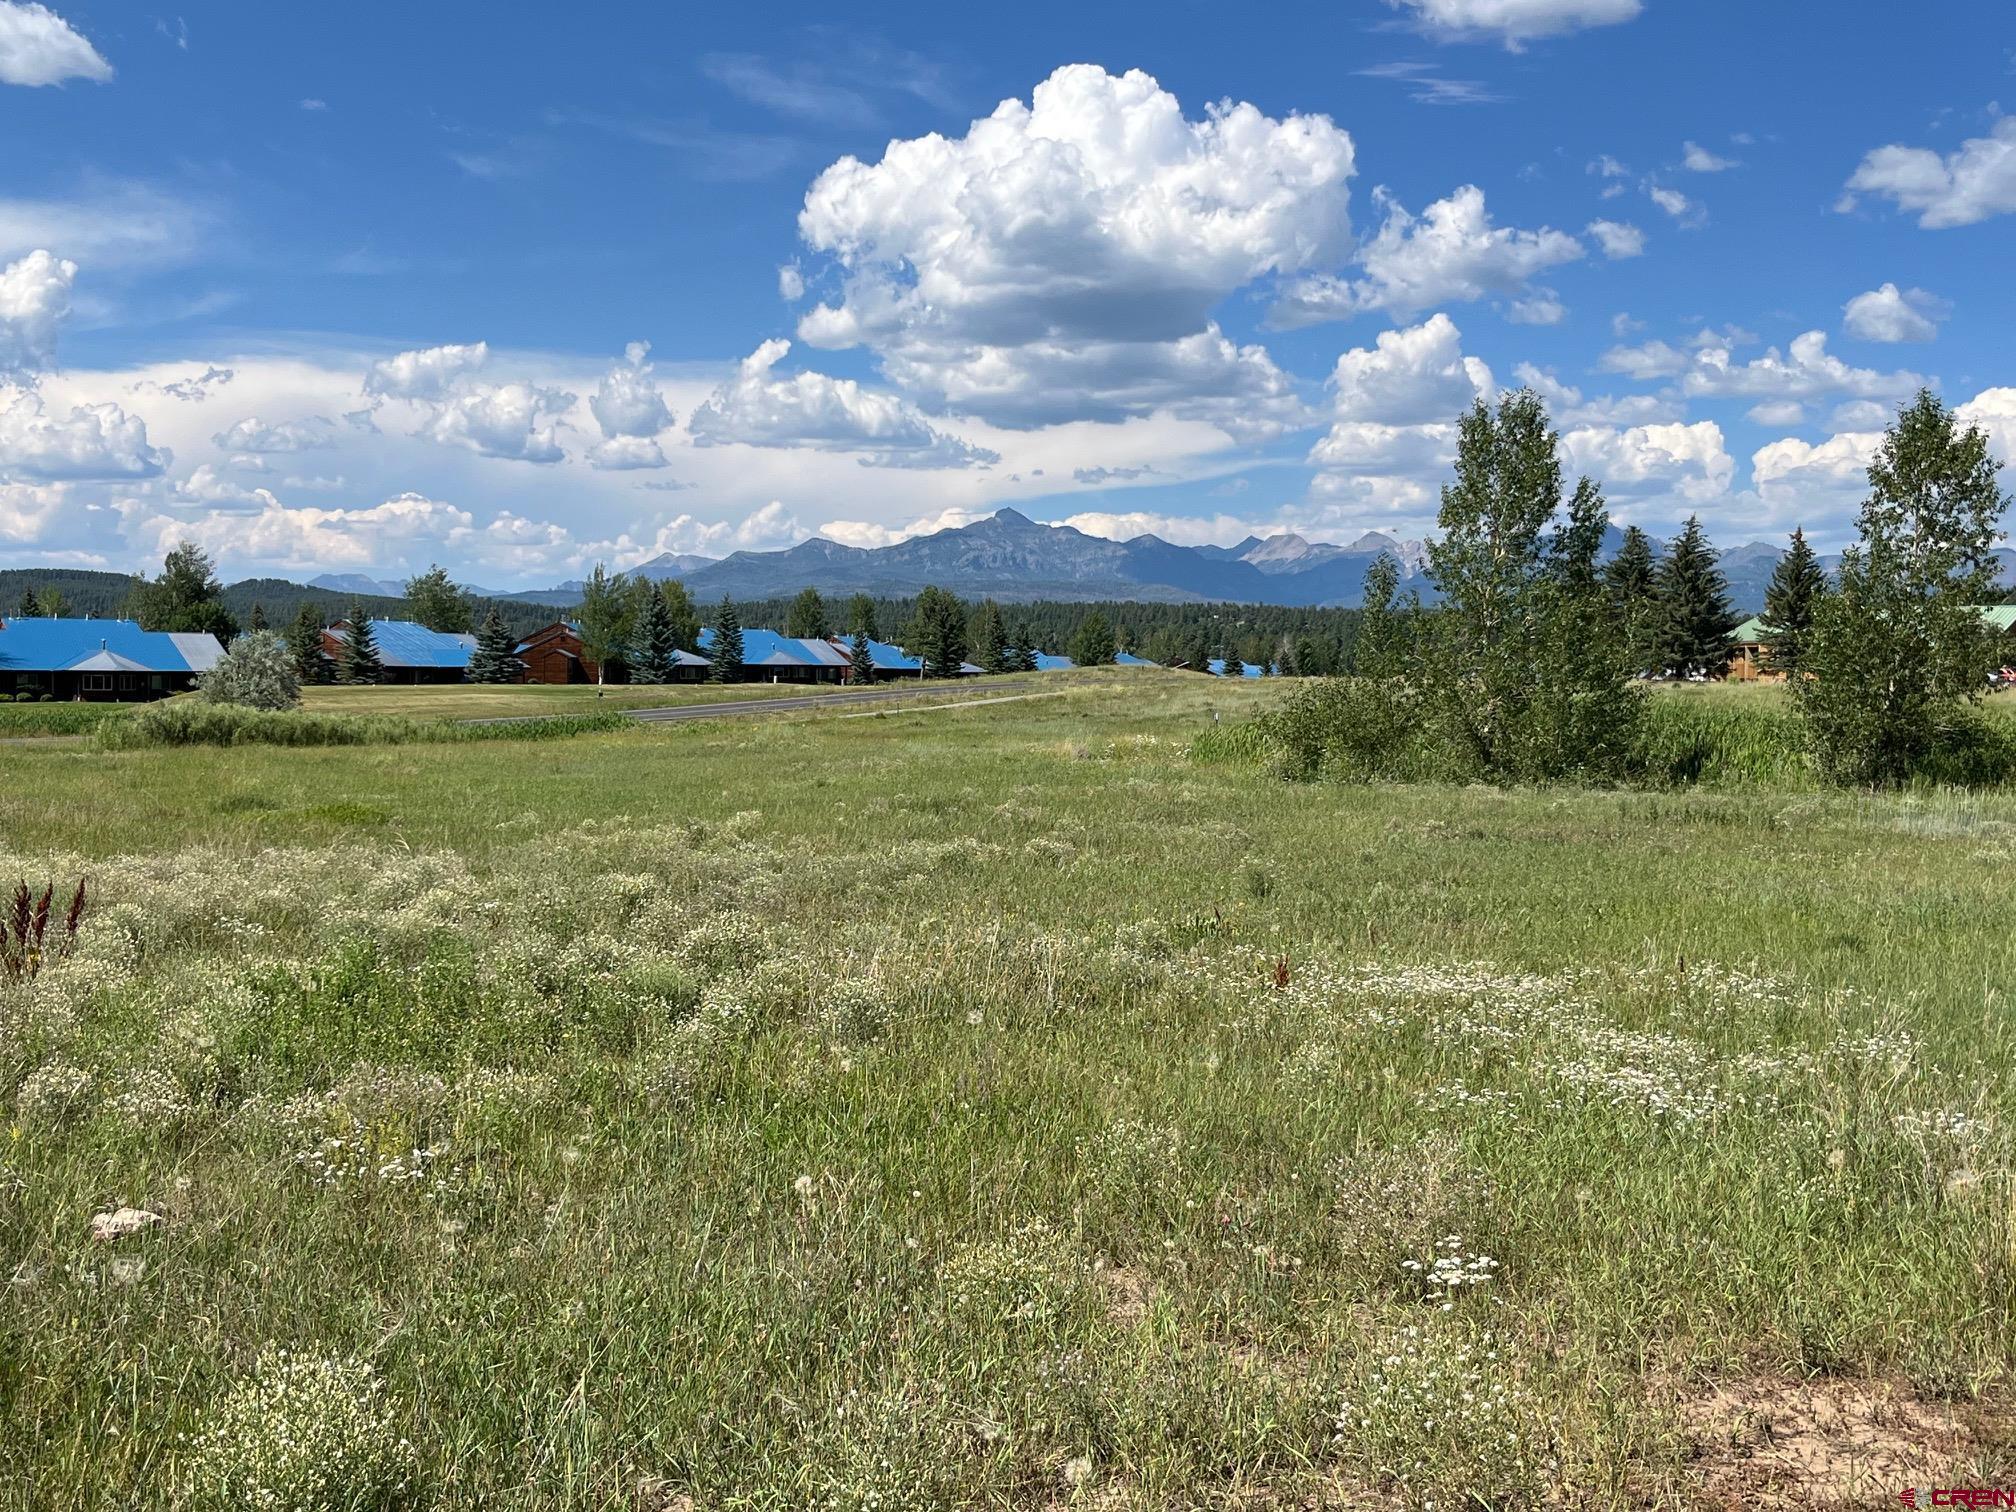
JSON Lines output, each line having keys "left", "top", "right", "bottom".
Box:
{"left": 1, "top": 669, "right": 2012, "bottom": 1507}
{"left": 0, "top": 700, "right": 136, "bottom": 736}
{"left": 296, "top": 674, "right": 1040, "bottom": 722}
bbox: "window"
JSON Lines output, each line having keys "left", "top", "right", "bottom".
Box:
{"left": 82, "top": 674, "right": 111, "bottom": 693}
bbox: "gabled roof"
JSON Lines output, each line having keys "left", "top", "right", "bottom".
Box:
{"left": 1207, "top": 658, "right": 1269, "bottom": 678}
{"left": 1115, "top": 651, "right": 1159, "bottom": 667}
{"left": 696, "top": 626, "right": 823, "bottom": 667}
{"left": 1728, "top": 616, "right": 1768, "bottom": 644}
{"left": 328, "top": 620, "right": 477, "bottom": 668}
{"left": 1031, "top": 652, "right": 1075, "bottom": 671}
{"left": 0, "top": 617, "right": 221, "bottom": 675}
{"left": 64, "top": 648, "right": 154, "bottom": 673}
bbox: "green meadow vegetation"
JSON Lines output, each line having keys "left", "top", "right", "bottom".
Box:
{"left": 3, "top": 669, "right": 2016, "bottom": 1508}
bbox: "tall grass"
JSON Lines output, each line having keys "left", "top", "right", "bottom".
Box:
{"left": 95, "top": 698, "right": 634, "bottom": 749}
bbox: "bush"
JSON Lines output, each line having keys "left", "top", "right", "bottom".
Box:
{"left": 1241, "top": 677, "right": 1463, "bottom": 784}
{"left": 199, "top": 630, "right": 301, "bottom": 711}
{"left": 98, "top": 700, "right": 632, "bottom": 750}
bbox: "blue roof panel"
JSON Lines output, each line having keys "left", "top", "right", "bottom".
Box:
{"left": 0, "top": 617, "right": 219, "bottom": 674}
{"left": 331, "top": 620, "right": 475, "bottom": 669}
{"left": 1115, "top": 651, "right": 1158, "bottom": 667}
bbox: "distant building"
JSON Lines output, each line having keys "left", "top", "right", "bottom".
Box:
{"left": 1115, "top": 651, "right": 1159, "bottom": 667}
{"left": 0, "top": 616, "right": 224, "bottom": 701}
{"left": 1726, "top": 605, "right": 2016, "bottom": 682}
{"left": 1207, "top": 658, "right": 1270, "bottom": 678}
{"left": 696, "top": 627, "right": 850, "bottom": 682}
{"left": 321, "top": 619, "right": 476, "bottom": 684}
{"left": 511, "top": 621, "right": 706, "bottom": 684}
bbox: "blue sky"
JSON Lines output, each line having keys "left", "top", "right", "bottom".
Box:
{"left": 1, "top": 0, "right": 2012, "bottom": 586}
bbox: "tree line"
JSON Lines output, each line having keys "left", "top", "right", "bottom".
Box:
{"left": 1273, "top": 387, "right": 2008, "bottom": 788}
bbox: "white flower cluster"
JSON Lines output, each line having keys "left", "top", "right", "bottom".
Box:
{"left": 293, "top": 1138, "right": 443, "bottom": 1190}
{"left": 181, "top": 1347, "right": 415, "bottom": 1511}
{"left": 1402, "top": 1235, "right": 1501, "bottom": 1310}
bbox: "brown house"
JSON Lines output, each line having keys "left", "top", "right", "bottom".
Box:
{"left": 514, "top": 621, "right": 598, "bottom": 684}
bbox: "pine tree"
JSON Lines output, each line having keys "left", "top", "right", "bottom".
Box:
{"left": 973, "top": 600, "right": 1010, "bottom": 673}
{"left": 405, "top": 564, "right": 473, "bottom": 634}
{"left": 658, "top": 578, "right": 702, "bottom": 657}
{"left": 128, "top": 541, "right": 238, "bottom": 640}
{"left": 286, "top": 602, "right": 334, "bottom": 684}
{"left": 1655, "top": 515, "right": 1734, "bottom": 678}
{"left": 1221, "top": 645, "right": 1245, "bottom": 679}
{"left": 1760, "top": 527, "right": 1827, "bottom": 675}
{"left": 1798, "top": 390, "right": 2009, "bottom": 785}
{"left": 468, "top": 607, "right": 522, "bottom": 684}
{"left": 1274, "top": 636, "right": 1299, "bottom": 677}
{"left": 845, "top": 593, "right": 879, "bottom": 641}
{"left": 1602, "top": 525, "right": 1661, "bottom": 676}
{"left": 912, "top": 586, "right": 967, "bottom": 677}
{"left": 1069, "top": 611, "right": 1116, "bottom": 666}
{"left": 1008, "top": 622, "right": 1037, "bottom": 673}
{"left": 786, "top": 587, "right": 831, "bottom": 640}
{"left": 708, "top": 597, "right": 744, "bottom": 683}
{"left": 15, "top": 587, "right": 38, "bottom": 617}
{"left": 630, "top": 587, "right": 679, "bottom": 683}
{"left": 849, "top": 629, "right": 876, "bottom": 684}
{"left": 338, "top": 603, "right": 383, "bottom": 684}
{"left": 249, "top": 601, "right": 268, "bottom": 631}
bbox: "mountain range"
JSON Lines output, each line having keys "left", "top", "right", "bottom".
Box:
{"left": 308, "top": 509, "right": 2016, "bottom": 613}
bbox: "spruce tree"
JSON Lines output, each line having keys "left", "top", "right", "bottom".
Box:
{"left": 1602, "top": 525, "right": 1661, "bottom": 676}
{"left": 468, "top": 607, "right": 522, "bottom": 684}
{"left": 16, "top": 587, "right": 38, "bottom": 617}
{"left": 1655, "top": 515, "right": 1734, "bottom": 678}
{"left": 708, "top": 597, "right": 745, "bottom": 683}
{"left": 633, "top": 586, "right": 679, "bottom": 683}
{"left": 1221, "top": 646, "right": 1245, "bottom": 678}
{"left": 849, "top": 629, "right": 876, "bottom": 684}
{"left": 1008, "top": 622, "right": 1037, "bottom": 673}
{"left": 249, "top": 601, "right": 268, "bottom": 631}
{"left": 339, "top": 603, "right": 383, "bottom": 684}
{"left": 1274, "top": 636, "right": 1299, "bottom": 677}
{"left": 1760, "top": 527, "right": 1827, "bottom": 676}
{"left": 912, "top": 586, "right": 967, "bottom": 677}
{"left": 786, "top": 587, "right": 831, "bottom": 640}
{"left": 1069, "top": 611, "right": 1116, "bottom": 666}
{"left": 1798, "top": 390, "right": 2009, "bottom": 785}
{"left": 973, "top": 600, "right": 1010, "bottom": 674}
{"left": 287, "top": 602, "right": 334, "bottom": 684}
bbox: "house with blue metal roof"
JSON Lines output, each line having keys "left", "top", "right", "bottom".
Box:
{"left": 0, "top": 616, "right": 225, "bottom": 701}
{"left": 322, "top": 619, "right": 477, "bottom": 684}
{"left": 1206, "top": 658, "right": 1271, "bottom": 678}
{"left": 1115, "top": 651, "right": 1159, "bottom": 668}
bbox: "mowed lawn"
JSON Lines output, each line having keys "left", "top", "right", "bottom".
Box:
{"left": 3, "top": 669, "right": 2014, "bottom": 1508}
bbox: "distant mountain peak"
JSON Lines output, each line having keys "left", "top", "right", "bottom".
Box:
{"left": 991, "top": 507, "right": 1037, "bottom": 527}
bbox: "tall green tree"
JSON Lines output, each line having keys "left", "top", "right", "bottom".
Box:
{"left": 15, "top": 587, "right": 38, "bottom": 617}
{"left": 576, "top": 565, "right": 633, "bottom": 687}
{"left": 286, "top": 602, "right": 334, "bottom": 684}
{"left": 1220, "top": 645, "right": 1245, "bottom": 679}
{"left": 785, "top": 587, "right": 831, "bottom": 640}
{"left": 1797, "top": 390, "right": 2009, "bottom": 785}
{"left": 1354, "top": 555, "right": 1405, "bottom": 677}
{"left": 1274, "top": 635, "right": 1299, "bottom": 677}
{"left": 1422, "top": 390, "right": 1638, "bottom": 780}
{"left": 658, "top": 579, "right": 701, "bottom": 655}
{"left": 708, "top": 597, "right": 745, "bottom": 683}
{"left": 1069, "top": 610, "right": 1116, "bottom": 666}
{"left": 40, "top": 588, "right": 68, "bottom": 618}
{"left": 845, "top": 593, "right": 878, "bottom": 640}
{"left": 1759, "top": 527, "right": 1827, "bottom": 676}
{"left": 405, "top": 565, "right": 472, "bottom": 633}
{"left": 468, "top": 607, "right": 522, "bottom": 684}
{"left": 972, "top": 600, "right": 1010, "bottom": 674}
{"left": 248, "top": 601, "right": 267, "bottom": 631}
{"left": 129, "top": 541, "right": 238, "bottom": 640}
{"left": 1655, "top": 516, "right": 1733, "bottom": 678}
{"left": 1601, "top": 525, "right": 1661, "bottom": 676}
{"left": 632, "top": 585, "right": 680, "bottom": 683}
{"left": 338, "top": 603, "right": 383, "bottom": 684}
{"left": 911, "top": 586, "right": 968, "bottom": 677}
{"left": 1008, "top": 621, "right": 1037, "bottom": 673}
{"left": 848, "top": 629, "right": 876, "bottom": 683}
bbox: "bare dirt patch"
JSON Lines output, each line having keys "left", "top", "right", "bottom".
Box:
{"left": 1680, "top": 1376, "right": 2007, "bottom": 1509}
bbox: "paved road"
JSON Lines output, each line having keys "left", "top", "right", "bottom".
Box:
{"left": 619, "top": 679, "right": 1045, "bottom": 725}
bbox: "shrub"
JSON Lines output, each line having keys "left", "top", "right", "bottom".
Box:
{"left": 199, "top": 630, "right": 302, "bottom": 711}
{"left": 182, "top": 1347, "right": 415, "bottom": 1511}
{"left": 1246, "top": 677, "right": 1462, "bottom": 784}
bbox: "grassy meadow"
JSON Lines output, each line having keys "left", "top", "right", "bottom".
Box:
{"left": 3, "top": 668, "right": 2015, "bottom": 1508}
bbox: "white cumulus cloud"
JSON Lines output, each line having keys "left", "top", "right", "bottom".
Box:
{"left": 586, "top": 340, "right": 674, "bottom": 469}
{"left": 1681, "top": 141, "right": 1737, "bottom": 173}
{"left": 1563, "top": 420, "right": 1734, "bottom": 502}
{"left": 0, "top": 2, "right": 110, "bottom": 87}
{"left": 211, "top": 414, "right": 340, "bottom": 452}
{"left": 0, "top": 247, "right": 72, "bottom": 371}
{"left": 795, "top": 63, "right": 1352, "bottom": 430}
{"left": 419, "top": 381, "right": 574, "bottom": 464}
{"left": 1841, "top": 282, "right": 1949, "bottom": 343}
{"left": 1585, "top": 219, "right": 1645, "bottom": 258}
{"left": 0, "top": 383, "right": 165, "bottom": 479}
{"left": 363, "top": 341, "right": 491, "bottom": 401}
{"left": 689, "top": 337, "right": 998, "bottom": 469}
{"left": 1272, "top": 185, "right": 1582, "bottom": 325}
{"left": 1844, "top": 116, "right": 2016, "bottom": 229}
